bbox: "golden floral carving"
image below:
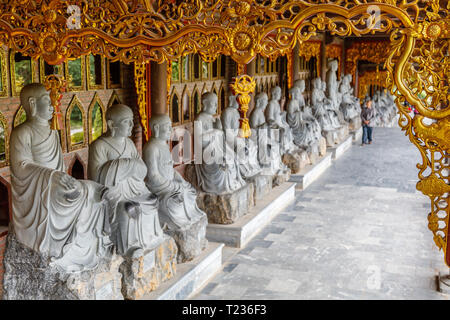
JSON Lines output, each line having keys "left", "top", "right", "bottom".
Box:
{"left": 230, "top": 75, "right": 256, "bottom": 138}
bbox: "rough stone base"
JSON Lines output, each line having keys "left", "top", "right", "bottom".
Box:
{"left": 322, "top": 129, "right": 340, "bottom": 147}
{"left": 282, "top": 150, "right": 310, "bottom": 174}
{"left": 196, "top": 183, "right": 254, "bottom": 224}
{"left": 351, "top": 126, "right": 363, "bottom": 142}
{"left": 289, "top": 152, "right": 332, "bottom": 190}
{"left": 3, "top": 232, "right": 123, "bottom": 300}
{"left": 338, "top": 124, "right": 349, "bottom": 141}
{"left": 246, "top": 174, "right": 273, "bottom": 205}
{"left": 272, "top": 169, "right": 291, "bottom": 187}
{"left": 348, "top": 116, "right": 362, "bottom": 131}
{"left": 166, "top": 216, "right": 208, "bottom": 264}
{"left": 319, "top": 137, "right": 327, "bottom": 157}
{"left": 119, "top": 235, "right": 177, "bottom": 300}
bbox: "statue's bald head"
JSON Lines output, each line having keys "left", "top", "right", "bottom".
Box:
{"left": 149, "top": 114, "right": 171, "bottom": 133}
{"left": 201, "top": 92, "right": 217, "bottom": 114}
{"left": 228, "top": 95, "right": 238, "bottom": 108}
{"left": 106, "top": 104, "right": 134, "bottom": 124}
{"left": 20, "top": 83, "right": 48, "bottom": 117}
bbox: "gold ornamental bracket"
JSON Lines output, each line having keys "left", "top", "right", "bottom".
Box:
{"left": 44, "top": 74, "right": 66, "bottom": 131}
{"left": 230, "top": 74, "right": 256, "bottom": 138}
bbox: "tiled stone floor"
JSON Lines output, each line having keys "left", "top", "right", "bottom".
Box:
{"left": 192, "top": 127, "right": 448, "bottom": 300}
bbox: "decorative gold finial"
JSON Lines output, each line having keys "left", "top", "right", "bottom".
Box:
{"left": 230, "top": 74, "right": 256, "bottom": 138}
{"left": 44, "top": 74, "right": 66, "bottom": 130}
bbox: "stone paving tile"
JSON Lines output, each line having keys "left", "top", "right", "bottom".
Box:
{"left": 192, "top": 128, "right": 448, "bottom": 300}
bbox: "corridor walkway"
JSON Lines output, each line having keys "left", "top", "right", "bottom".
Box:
{"left": 193, "top": 127, "right": 448, "bottom": 300}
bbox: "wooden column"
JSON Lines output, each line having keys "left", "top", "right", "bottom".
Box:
{"left": 150, "top": 61, "right": 168, "bottom": 115}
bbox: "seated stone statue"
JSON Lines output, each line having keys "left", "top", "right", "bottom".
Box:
{"left": 293, "top": 80, "right": 322, "bottom": 141}
{"left": 192, "top": 92, "right": 246, "bottom": 195}
{"left": 265, "top": 86, "right": 298, "bottom": 155}
{"left": 287, "top": 85, "right": 319, "bottom": 150}
{"left": 88, "top": 104, "right": 163, "bottom": 258}
{"left": 9, "top": 83, "right": 111, "bottom": 273}
{"left": 339, "top": 74, "right": 361, "bottom": 129}
{"left": 221, "top": 95, "right": 262, "bottom": 179}
{"left": 250, "top": 92, "right": 290, "bottom": 178}
{"left": 311, "top": 78, "right": 342, "bottom": 146}
{"left": 143, "top": 114, "right": 207, "bottom": 262}
{"left": 326, "top": 60, "right": 341, "bottom": 114}
{"left": 321, "top": 79, "right": 343, "bottom": 128}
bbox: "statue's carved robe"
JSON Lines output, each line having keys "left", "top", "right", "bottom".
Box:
{"left": 10, "top": 121, "right": 111, "bottom": 272}
{"left": 144, "top": 139, "right": 205, "bottom": 231}
{"left": 88, "top": 136, "right": 163, "bottom": 255}
{"left": 194, "top": 112, "right": 246, "bottom": 195}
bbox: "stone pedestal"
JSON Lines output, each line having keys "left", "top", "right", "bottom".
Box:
{"left": 195, "top": 183, "right": 254, "bottom": 224}
{"left": 246, "top": 174, "right": 272, "bottom": 205}
{"left": 119, "top": 235, "right": 177, "bottom": 300}
{"left": 289, "top": 152, "right": 332, "bottom": 190}
{"left": 348, "top": 116, "right": 361, "bottom": 131}
{"left": 272, "top": 169, "right": 291, "bottom": 187}
{"left": 322, "top": 129, "right": 340, "bottom": 147}
{"left": 3, "top": 232, "right": 123, "bottom": 300}
{"left": 328, "top": 135, "right": 353, "bottom": 160}
{"left": 319, "top": 137, "right": 327, "bottom": 157}
{"left": 206, "top": 182, "right": 296, "bottom": 247}
{"left": 351, "top": 126, "right": 363, "bottom": 142}
{"left": 165, "top": 216, "right": 208, "bottom": 264}
{"left": 282, "top": 150, "right": 310, "bottom": 174}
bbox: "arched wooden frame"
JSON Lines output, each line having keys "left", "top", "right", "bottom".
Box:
{"left": 66, "top": 95, "right": 87, "bottom": 152}
{"left": 39, "top": 58, "right": 64, "bottom": 84}
{"left": 86, "top": 54, "right": 105, "bottom": 90}
{"left": 67, "top": 153, "right": 86, "bottom": 179}
{"left": 181, "top": 85, "right": 191, "bottom": 124}
{"left": 107, "top": 90, "right": 122, "bottom": 109}
{"left": 0, "top": 48, "right": 8, "bottom": 98}
{"left": 191, "top": 86, "right": 201, "bottom": 117}
{"left": 13, "top": 105, "right": 26, "bottom": 128}
{"left": 64, "top": 57, "right": 86, "bottom": 92}
{"left": 9, "top": 50, "right": 37, "bottom": 97}
{"left": 88, "top": 92, "right": 107, "bottom": 143}
{"left": 0, "top": 111, "right": 9, "bottom": 167}
{"left": 211, "top": 83, "right": 219, "bottom": 115}
{"left": 170, "top": 58, "right": 181, "bottom": 83}
{"left": 180, "top": 54, "right": 191, "bottom": 83}
{"left": 219, "top": 84, "right": 226, "bottom": 112}
{"left": 298, "top": 41, "right": 321, "bottom": 79}
{"left": 106, "top": 59, "right": 123, "bottom": 89}
{"left": 169, "top": 88, "right": 181, "bottom": 126}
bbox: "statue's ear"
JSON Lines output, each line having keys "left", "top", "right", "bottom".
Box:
{"left": 28, "top": 97, "right": 37, "bottom": 117}
{"left": 107, "top": 119, "right": 114, "bottom": 133}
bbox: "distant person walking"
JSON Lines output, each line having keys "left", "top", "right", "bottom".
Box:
{"left": 361, "top": 99, "right": 375, "bottom": 146}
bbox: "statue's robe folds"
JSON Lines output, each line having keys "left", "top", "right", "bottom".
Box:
{"left": 265, "top": 100, "right": 297, "bottom": 154}
{"left": 89, "top": 137, "right": 163, "bottom": 255}
{"left": 144, "top": 140, "right": 205, "bottom": 231}
{"left": 10, "top": 122, "right": 111, "bottom": 272}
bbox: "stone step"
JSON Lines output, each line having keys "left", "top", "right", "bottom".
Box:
{"left": 328, "top": 135, "right": 353, "bottom": 160}
{"left": 205, "top": 182, "right": 296, "bottom": 248}
{"left": 289, "top": 152, "right": 332, "bottom": 190}
{"left": 140, "top": 242, "right": 224, "bottom": 300}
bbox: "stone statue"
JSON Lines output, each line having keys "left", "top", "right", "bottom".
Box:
{"left": 9, "top": 83, "right": 112, "bottom": 273}
{"left": 321, "top": 79, "right": 343, "bottom": 127}
{"left": 88, "top": 104, "right": 163, "bottom": 258}
{"left": 326, "top": 60, "right": 340, "bottom": 112}
{"left": 251, "top": 92, "right": 290, "bottom": 177}
{"left": 339, "top": 74, "right": 361, "bottom": 129}
{"left": 265, "top": 86, "right": 298, "bottom": 155}
{"left": 287, "top": 85, "right": 318, "bottom": 149}
{"left": 311, "top": 77, "right": 336, "bottom": 131}
{"left": 192, "top": 92, "right": 246, "bottom": 195}
{"left": 143, "top": 114, "right": 207, "bottom": 262}
{"left": 222, "top": 95, "right": 262, "bottom": 179}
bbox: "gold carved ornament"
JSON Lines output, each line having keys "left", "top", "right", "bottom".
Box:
{"left": 134, "top": 62, "right": 149, "bottom": 141}
{"left": 345, "top": 40, "right": 390, "bottom": 85}
{"left": 358, "top": 70, "right": 388, "bottom": 101}
{"left": 230, "top": 74, "right": 256, "bottom": 138}
{"left": 298, "top": 41, "right": 321, "bottom": 77}
{"left": 44, "top": 74, "right": 66, "bottom": 131}
{"left": 0, "top": 0, "right": 449, "bottom": 265}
